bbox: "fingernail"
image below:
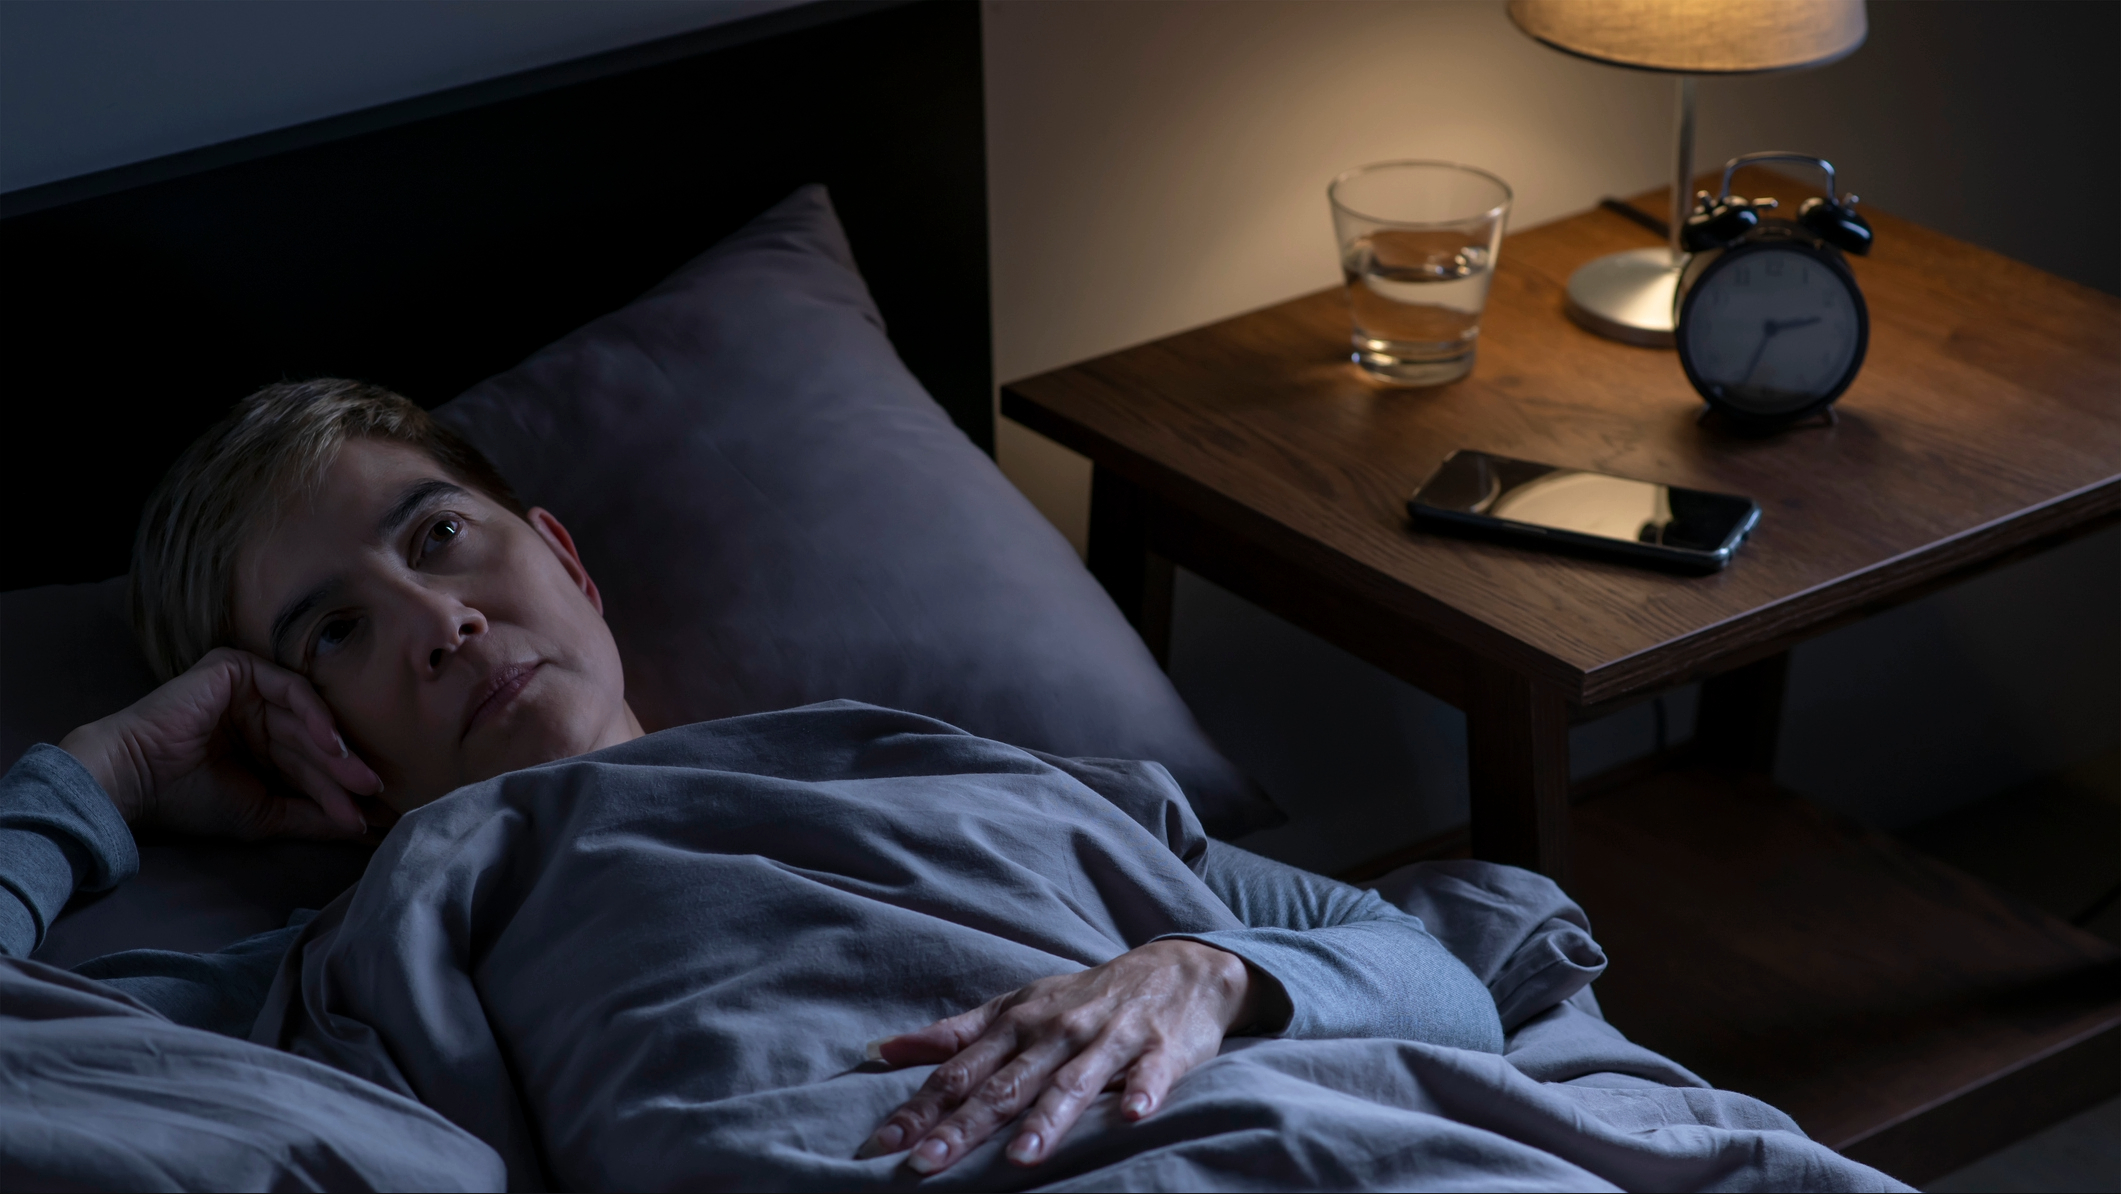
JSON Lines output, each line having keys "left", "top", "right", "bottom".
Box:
{"left": 1123, "top": 1092, "right": 1152, "bottom": 1118}
{"left": 1006, "top": 1132, "right": 1042, "bottom": 1165}
{"left": 863, "top": 1037, "right": 890, "bottom": 1063}
{"left": 333, "top": 733, "right": 349, "bottom": 758}
{"left": 855, "top": 1123, "right": 902, "bottom": 1159}
{"left": 906, "top": 1137, "right": 949, "bottom": 1174}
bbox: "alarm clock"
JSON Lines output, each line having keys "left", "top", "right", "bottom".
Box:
{"left": 1674, "top": 152, "right": 1874, "bottom": 429}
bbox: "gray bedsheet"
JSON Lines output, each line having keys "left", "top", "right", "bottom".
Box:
{"left": 235, "top": 702, "right": 1902, "bottom": 1193}
{"left": 0, "top": 957, "right": 504, "bottom": 1191}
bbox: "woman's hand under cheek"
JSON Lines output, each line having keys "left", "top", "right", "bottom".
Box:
{"left": 855, "top": 939, "right": 1264, "bottom": 1175}
{"left": 59, "top": 646, "right": 385, "bottom": 840}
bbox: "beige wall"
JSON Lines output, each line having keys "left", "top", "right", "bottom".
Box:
{"left": 986, "top": 0, "right": 1676, "bottom": 553}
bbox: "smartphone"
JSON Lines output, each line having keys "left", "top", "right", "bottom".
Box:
{"left": 1407, "top": 449, "right": 1760, "bottom": 572}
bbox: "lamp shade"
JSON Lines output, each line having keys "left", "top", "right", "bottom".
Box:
{"left": 1507, "top": 0, "right": 1866, "bottom": 74}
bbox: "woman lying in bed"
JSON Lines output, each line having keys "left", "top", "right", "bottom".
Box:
{"left": 4, "top": 383, "right": 1497, "bottom": 1168}
{"left": 2, "top": 382, "right": 1900, "bottom": 1191}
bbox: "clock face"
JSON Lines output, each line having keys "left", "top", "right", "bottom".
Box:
{"left": 1679, "top": 245, "right": 1864, "bottom": 416}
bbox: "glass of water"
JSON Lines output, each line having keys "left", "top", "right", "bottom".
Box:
{"left": 1329, "top": 161, "right": 1513, "bottom": 386}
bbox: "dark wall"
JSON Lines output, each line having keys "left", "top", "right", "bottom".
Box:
{"left": 1701, "top": 0, "right": 2120, "bottom": 296}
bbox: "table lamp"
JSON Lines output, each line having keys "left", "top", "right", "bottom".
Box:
{"left": 1507, "top": 0, "right": 1867, "bottom": 346}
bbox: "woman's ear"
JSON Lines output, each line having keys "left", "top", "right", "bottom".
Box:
{"left": 527, "top": 507, "right": 603, "bottom": 616}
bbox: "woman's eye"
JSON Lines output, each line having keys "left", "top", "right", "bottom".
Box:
{"left": 421, "top": 517, "right": 463, "bottom": 559}
{"left": 316, "top": 617, "right": 358, "bottom": 654}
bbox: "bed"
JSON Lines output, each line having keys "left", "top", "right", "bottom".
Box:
{"left": 0, "top": 4, "right": 1904, "bottom": 1190}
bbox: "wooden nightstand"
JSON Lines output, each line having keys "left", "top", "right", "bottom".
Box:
{"left": 1002, "top": 172, "right": 2120, "bottom": 1184}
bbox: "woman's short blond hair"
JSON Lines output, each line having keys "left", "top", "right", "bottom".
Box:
{"left": 130, "top": 379, "right": 524, "bottom": 680}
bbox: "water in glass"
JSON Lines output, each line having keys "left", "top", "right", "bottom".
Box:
{"left": 1343, "top": 229, "right": 1491, "bottom": 383}
{"left": 1328, "top": 161, "right": 1511, "bottom": 386}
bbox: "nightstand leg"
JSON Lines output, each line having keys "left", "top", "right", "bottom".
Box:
{"left": 1466, "top": 668, "right": 1573, "bottom": 881}
{"left": 1695, "top": 650, "right": 1790, "bottom": 776}
{"left": 1087, "top": 466, "right": 1175, "bottom": 667}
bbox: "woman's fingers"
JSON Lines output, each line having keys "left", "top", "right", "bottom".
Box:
{"left": 1118, "top": 1044, "right": 1186, "bottom": 1122}
{"left": 1006, "top": 1033, "right": 1139, "bottom": 1166}
{"left": 234, "top": 652, "right": 340, "bottom": 756}
{"left": 857, "top": 1000, "right": 1018, "bottom": 1160}
{"left": 1002, "top": 1038, "right": 1192, "bottom": 1168}
{"left": 241, "top": 656, "right": 384, "bottom": 796}
{"left": 871, "top": 1000, "right": 997, "bottom": 1067}
{"left": 207, "top": 654, "right": 372, "bottom": 838}
{"left": 858, "top": 943, "right": 1251, "bottom": 1174}
{"left": 260, "top": 722, "right": 370, "bottom": 837}
{"left": 72, "top": 646, "right": 378, "bottom": 839}
{"left": 905, "top": 1034, "right": 1081, "bottom": 1174}
{"left": 262, "top": 703, "right": 368, "bottom": 805}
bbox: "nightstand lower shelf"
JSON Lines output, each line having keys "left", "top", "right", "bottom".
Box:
{"left": 1568, "top": 767, "right": 2121, "bottom": 1186}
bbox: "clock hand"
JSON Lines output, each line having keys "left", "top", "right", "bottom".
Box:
{"left": 1740, "top": 319, "right": 1779, "bottom": 386}
{"left": 1739, "top": 316, "right": 1827, "bottom": 387}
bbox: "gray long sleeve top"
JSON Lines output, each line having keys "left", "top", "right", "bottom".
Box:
{"left": 0, "top": 745, "right": 1503, "bottom": 1053}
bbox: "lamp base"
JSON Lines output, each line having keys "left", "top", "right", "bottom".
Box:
{"left": 1565, "top": 247, "right": 1682, "bottom": 347}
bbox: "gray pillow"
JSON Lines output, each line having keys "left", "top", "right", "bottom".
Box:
{"left": 434, "top": 184, "right": 1277, "bottom": 837}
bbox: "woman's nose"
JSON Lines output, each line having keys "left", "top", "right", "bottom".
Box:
{"left": 427, "top": 624, "right": 478, "bottom": 671}
{"left": 422, "top": 608, "right": 488, "bottom": 674}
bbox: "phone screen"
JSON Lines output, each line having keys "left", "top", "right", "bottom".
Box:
{"left": 1410, "top": 450, "right": 1757, "bottom": 555}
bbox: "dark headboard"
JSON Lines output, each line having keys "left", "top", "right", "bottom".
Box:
{"left": 0, "top": 0, "right": 990, "bottom": 592}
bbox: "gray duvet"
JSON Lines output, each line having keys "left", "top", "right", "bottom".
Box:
{"left": 7, "top": 703, "right": 1906, "bottom": 1191}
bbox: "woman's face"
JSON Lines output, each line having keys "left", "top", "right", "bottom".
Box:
{"left": 230, "top": 439, "right": 641, "bottom": 811}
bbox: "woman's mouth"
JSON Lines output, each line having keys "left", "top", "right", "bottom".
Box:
{"left": 464, "top": 662, "right": 541, "bottom": 740}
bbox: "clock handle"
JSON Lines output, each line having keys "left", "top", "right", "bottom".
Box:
{"left": 1714, "top": 151, "right": 1845, "bottom": 207}
{"left": 1709, "top": 152, "right": 1874, "bottom": 257}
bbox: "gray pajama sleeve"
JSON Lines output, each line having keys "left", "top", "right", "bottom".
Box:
{"left": 0, "top": 745, "right": 137, "bottom": 958}
{"left": 1159, "top": 840, "right": 1505, "bottom": 1053}
{"left": 0, "top": 744, "right": 310, "bottom": 1037}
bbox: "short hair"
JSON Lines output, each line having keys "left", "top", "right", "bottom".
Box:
{"left": 130, "top": 379, "right": 525, "bottom": 680}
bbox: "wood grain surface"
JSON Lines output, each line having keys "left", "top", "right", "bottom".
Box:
{"left": 1003, "top": 171, "right": 2121, "bottom": 707}
{"left": 1573, "top": 767, "right": 2121, "bottom": 1185}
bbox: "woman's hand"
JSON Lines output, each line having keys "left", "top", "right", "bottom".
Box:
{"left": 857, "top": 939, "right": 1263, "bottom": 1174}
{"left": 59, "top": 646, "right": 384, "bottom": 840}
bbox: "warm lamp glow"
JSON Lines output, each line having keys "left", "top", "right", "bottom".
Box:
{"left": 1506, "top": 0, "right": 1868, "bottom": 345}
{"left": 1507, "top": 0, "right": 1866, "bottom": 75}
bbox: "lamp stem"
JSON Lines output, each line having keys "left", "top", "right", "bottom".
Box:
{"left": 1670, "top": 74, "right": 1696, "bottom": 264}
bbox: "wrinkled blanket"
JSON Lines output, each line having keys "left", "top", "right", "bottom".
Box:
{"left": 0, "top": 957, "right": 504, "bottom": 1191}
{"left": 236, "top": 702, "right": 1901, "bottom": 1192}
